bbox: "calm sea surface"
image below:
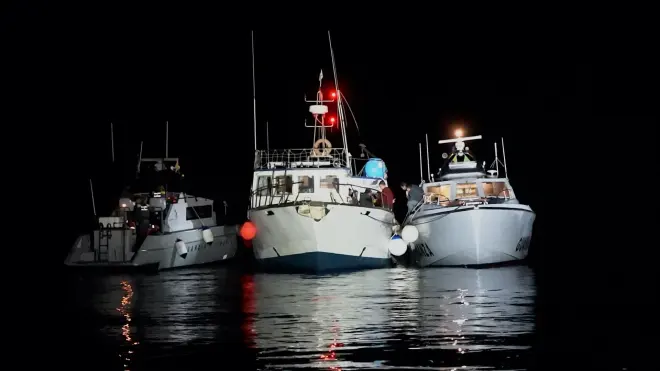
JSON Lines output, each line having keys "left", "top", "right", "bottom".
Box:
{"left": 66, "top": 266, "right": 543, "bottom": 370}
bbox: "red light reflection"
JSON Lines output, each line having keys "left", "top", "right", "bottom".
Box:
{"left": 319, "top": 322, "right": 344, "bottom": 370}
{"left": 241, "top": 274, "right": 256, "bottom": 348}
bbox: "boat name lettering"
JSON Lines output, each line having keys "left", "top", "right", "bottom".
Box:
{"left": 416, "top": 242, "right": 434, "bottom": 257}
{"left": 515, "top": 236, "right": 532, "bottom": 252}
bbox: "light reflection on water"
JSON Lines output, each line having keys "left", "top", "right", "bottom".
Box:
{"left": 68, "top": 266, "right": 536, "bottom": 370}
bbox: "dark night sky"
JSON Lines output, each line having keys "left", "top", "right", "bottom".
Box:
{"left": 3, "top": 5, "right": 655, "bottom": 271}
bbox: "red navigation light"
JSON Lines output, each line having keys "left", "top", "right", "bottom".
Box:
{"left": 329, "top": 117, "right": 336, "bottom": 125}
{"left": 330, "top": 91, "right": 336, "bottom": 98}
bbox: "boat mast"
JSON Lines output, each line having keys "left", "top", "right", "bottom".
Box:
{"left": 165, "top": 121, "right": 169, "bottom": 158}
{"left": 494, "top": 142, "right": 500, "bottom": 176}
{"left": 111, "top": 122, "right": 115, "bottom": 163}
{"left": 418, "top": 143, "right": 423, "bottom": 183}
{"left": 327, "top": 31, "right": 350, "bottom": 171}
{"left": 89, "top": 178, "right": 97, "bottom": 216}
{"left": 251, "top": 30, "right": 258, "bottom": 152}
{"left": 137, "top": 140, "right": 143, "bottom": 175}
{"left": 501, "top": 137, "right": 508, "bottom": 179}
{"left": 425, "top": 133, "right": 431, "bottom": 181}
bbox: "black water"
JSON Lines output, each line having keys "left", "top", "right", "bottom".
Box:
{"left": 66, "top": 266, "right": 553, "bottom": 370}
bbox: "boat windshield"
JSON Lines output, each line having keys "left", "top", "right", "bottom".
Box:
{"left": 482, "top": 181, "right": 510, "bottom": 198}
{"left": 456, "top": 182, "right": 478, "bottom": 199}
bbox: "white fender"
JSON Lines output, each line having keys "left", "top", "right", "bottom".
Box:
{"left": 401, "top": 225, "right": 419, "bottom": 243}
{"left": 388, "top": 235, "right": 407, "bottom": 256}
{"left": 175, "top": 239, "right": 188, "bottom": 258}
{"left": 202, "top": 228, "right": 214, "bottom": 244}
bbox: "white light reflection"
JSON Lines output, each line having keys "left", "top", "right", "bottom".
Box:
{"left": 419, "top": 266, "right": 536, "bottom": 356}
{"left": 251, "top": 271, "right": 393, "bottom": 370}
{"left": 138, "top": 269, "right": 225, "bottom": 344}
{"left": 117, "top": 280, "right": 138, "bottom": 371}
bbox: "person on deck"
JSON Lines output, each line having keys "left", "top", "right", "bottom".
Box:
{"left": 401, "top": 181, "right": 424, "bottom": 213}
{"left": 378, "top": 180, "right": 395, "bottom": 209}
{"left": 358, "top": 189, "right": 374, "bottom": 207}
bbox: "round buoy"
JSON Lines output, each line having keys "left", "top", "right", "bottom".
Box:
{"left": 401, "top": 225, "right": 419, "bottom": 243}
{"left": 202, "top": 228, "right": 214, "bottom": 244}
{"left": 388, "top": 235, "right": 407, "bottom": 256}
{"left": 175, "top": 239, "right": 188, "bottom": 259}
{"left": 240, "top": 221, "right": 257, "bottom": 241}
{"left": 312, "top": 138, "right": 332, "bottom": 156}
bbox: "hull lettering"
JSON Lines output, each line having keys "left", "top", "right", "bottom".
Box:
{"left": 515, "top": 236, "right": 532, "bottom": 252}
{"left": 415, "top": 242, "right": 435, "bottom": 257}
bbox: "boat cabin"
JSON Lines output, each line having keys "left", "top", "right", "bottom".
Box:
{"left": 110, "top": 191, "right": 216, "bottom": 234}
{"left": 250, "top": 149, "right": 387, "bottom": 209}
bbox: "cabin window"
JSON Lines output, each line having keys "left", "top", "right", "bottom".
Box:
{"left": 257, "top": 176, "right": 271, "bottom": 196}
{"left": 427, "top": 184, "right": 452, "bottom": 202}
{"left": 298, "top": 175, "right": 314, "bottom": 193}
{"left": 186, "top": 205, "right": 213, "bottom": 220}
{"left": 274, "top": 175, "right": 293, "bottom": 195}
{"left": 456, "top": 183, "right": 478, "bottom": 199}
{"left": 320, "top": 175, "right": 339, "bottom": 191}
{"left": 482, "top": 182, "right": 509, "bottom": 198}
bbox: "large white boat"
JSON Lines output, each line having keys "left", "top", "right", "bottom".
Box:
{"left": 402, "top": 132, "right": 535, "bottom": 267}
{"left": 64, "top": 125, "right": 239, "bottom": 271}
{"left": 243, "top": 32, "right": 397, "bottom": 273}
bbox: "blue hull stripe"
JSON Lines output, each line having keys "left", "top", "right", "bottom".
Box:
{"left": 257, "top": 252, "right": 391, "bottom": 273}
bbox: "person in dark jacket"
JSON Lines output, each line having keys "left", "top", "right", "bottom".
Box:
{"left": 378, "top": 181, "right": 395, "bottom": 209}
{"left": 401, "top": 181, "right": 424, "bottom": 213}
{"left": 358, "top": 189, "right": 374, "bottom": 207}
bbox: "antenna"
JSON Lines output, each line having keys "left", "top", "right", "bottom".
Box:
{"left": 494, "top": 142, "right": 499, "bottom": 176}
{"left": 501, "top": 137, "right": 508, "bottom": 179}
{"left": 251, "top": 31, "right": 258, "bottom": 152}
{"left": 165, "top": 121, "right": 169, "bottom": 158}
{"left": 419, "top": 143, "right": 423, "bottom": 183}
{"left": 437, "top": 135, "right": 482, "bottom": 145}
{"left": 137, "top": 141, "right": 143, "bottom": 175}
{"left": 266, "top": 121, "right": 270, "bottom": 151}
{"left": 110, "top": 122, "right": 115, "bottom": 163}
{"left": 89, "top": 179, "right": 97, "bottom": 216}
{"left": 327, "top": 31, "right": 350, "bottom": 169}
{"left": 425, "top": 133, "right": 431, "bottom": 182}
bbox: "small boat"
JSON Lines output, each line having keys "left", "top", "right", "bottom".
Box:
{"left": 241, "top": 31, "right": 398, "bottom": 273}
{"left": 64, "top": 124, "right": 239, "bottom": 272}
{"left": 400, "top": 132, "right": 535, "bottom": 267}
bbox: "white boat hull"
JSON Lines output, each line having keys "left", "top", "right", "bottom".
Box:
{"left": 64, "top": 225, "right": 239, "bottom": 271}
{"left": 248, "top": 204, "right": 395, "bottom": 272}
{"left": 409, "top": 204, "right": 535, "bottom": 267}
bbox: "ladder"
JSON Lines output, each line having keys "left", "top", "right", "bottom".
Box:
{"left": 97, "top": 224, "right": 112, "bottom": 262}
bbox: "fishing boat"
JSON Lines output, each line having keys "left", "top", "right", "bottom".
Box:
{"left": 64, "top": 123, "right": 239, "bottom": 271}
{"left": 399, "top": 131, "right": 535, "bottom": 267}
{"left": 241, "top": 31, "right": 398, "bottom": 273}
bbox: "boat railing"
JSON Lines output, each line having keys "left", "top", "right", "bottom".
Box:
{"left": 249, "top": 182, "right": 392, "bottom": 211}
{"left": 253, "top": 148, "right": 348, "bottom": 170}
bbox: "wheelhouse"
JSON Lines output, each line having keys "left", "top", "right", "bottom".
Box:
{"left": 422, "top": 178, "right": 516, "bottom": 206}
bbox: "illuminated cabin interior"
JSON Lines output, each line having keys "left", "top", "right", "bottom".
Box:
{"left": 424, "top": 179, "right": 515, "bottom": 206}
